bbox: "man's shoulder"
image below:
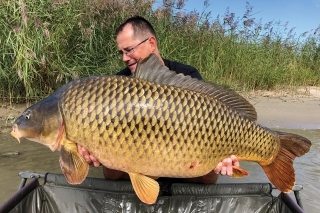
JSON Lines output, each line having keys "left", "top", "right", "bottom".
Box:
{"left": 163, "top": 58, "right": 202, "bottom": 80}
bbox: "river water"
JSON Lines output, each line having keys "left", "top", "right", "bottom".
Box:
{"left": 0, "top": 128, "right": 319, "bottom": 212}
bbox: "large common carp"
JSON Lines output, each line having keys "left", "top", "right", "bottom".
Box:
{"left": 11, "top": 54, "right": 311, "bottom": 204}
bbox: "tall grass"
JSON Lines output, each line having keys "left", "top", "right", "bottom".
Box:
{"left": 0, "top": 0, "right": 319, "bottom": 103}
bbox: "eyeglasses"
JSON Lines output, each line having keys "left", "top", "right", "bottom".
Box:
{"left": 118, "top": 38, "right": 149, "bottom": 58}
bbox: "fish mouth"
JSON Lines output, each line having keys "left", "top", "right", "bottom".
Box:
{"left": 11, "top": 123, "right": 57, "bottom": 151}
{"left": 11, "top": 124, "right": 21, "bottom": 143}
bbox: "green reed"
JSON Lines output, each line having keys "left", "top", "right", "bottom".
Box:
{"left": 0, "top": 0, "right": 319, "bottom": 102}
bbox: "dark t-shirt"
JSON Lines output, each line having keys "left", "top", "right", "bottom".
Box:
{"left": 116, "top": 58, "right": 202, "bottom": 80}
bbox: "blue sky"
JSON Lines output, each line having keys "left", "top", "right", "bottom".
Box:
{"left": 155, "top": 0, "right": 320, "bottom": 37}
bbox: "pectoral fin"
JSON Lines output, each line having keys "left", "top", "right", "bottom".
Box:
{"left": 128, "top": 172, "right": 160, "bottom": 204}
{"left": 59, "top": 141, "right": 89, "bottom": 184}
{"left": 231, "top": 165, "right": 249, "bottom": 178}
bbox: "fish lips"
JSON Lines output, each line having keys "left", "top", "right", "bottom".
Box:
{"left": 11, "top": 123, "right": 21, "bottom": 143}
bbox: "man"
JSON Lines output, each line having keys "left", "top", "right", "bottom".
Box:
{"left": 78, "top": 16, "right": 239, "bottom": 184}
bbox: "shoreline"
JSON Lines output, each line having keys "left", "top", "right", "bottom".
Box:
{"left": 250, "top": 96, "right": 320, "bottom": 129}
{"left": 243, "top": 87, "right": 320, "bottom": 129}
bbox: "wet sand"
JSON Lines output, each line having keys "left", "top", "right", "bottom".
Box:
{"left": 243, "top": 86, "right": 320, "bottom": 129}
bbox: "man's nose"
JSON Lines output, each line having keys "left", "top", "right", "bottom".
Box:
{"left": 122, "top": 53, "right": 131, "bottom": 61}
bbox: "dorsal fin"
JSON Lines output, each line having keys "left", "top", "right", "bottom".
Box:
{"left": 133, "top": 54, "right": 257, "bottom": 121}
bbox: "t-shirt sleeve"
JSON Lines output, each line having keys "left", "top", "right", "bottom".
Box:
{"left": 186, "top": 66, "right": 203, "bottom": 80}
{"left": 116, "top": 67, "right": 132, "bottom": 76}
{"left": 163, "top": 59, "right": 203, "bottom": 80}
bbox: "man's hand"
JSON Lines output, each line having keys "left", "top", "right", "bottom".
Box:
{"left": 213, "top": 155, "right": 239, "bottom": 176}
{"left": 77, "top": 145, "right": 101, "bottom": 167}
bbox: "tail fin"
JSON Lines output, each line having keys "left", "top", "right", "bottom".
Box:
{"left": 261, "top": 131, "right": 311, "bottom": 193}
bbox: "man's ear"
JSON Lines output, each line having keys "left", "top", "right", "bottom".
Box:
{"left": 149, "top": 36, "right": 157, "bottom": 51}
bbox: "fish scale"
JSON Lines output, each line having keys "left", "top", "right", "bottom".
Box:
{"left": 11, "top": 54, "right": 311, "bottom": 204}
{"left": 58, "top": 76, "right": 277, "bottom": 177}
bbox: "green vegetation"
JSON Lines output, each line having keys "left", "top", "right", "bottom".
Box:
{"left": 1, "top": 0, "right": 319, "bottom": 103}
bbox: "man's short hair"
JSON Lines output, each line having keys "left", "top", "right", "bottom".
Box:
{"left": 116, "top": 16, "right": 157, "bottom": 39}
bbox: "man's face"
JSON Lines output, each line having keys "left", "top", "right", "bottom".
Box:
{"left": 116, "top": 24, "right": 153, "bottom": 72}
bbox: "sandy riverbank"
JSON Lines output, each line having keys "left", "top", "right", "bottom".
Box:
{"left": 243, "top": 86, "right": 320, "bottom": 129}
{"left": 1, "top": 86, "right": 320, "bottom": 131}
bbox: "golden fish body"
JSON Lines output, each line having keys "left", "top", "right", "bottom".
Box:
{"left": 11, "top": 54, "right": 311, "bottom": 204}
{"left": 61, "top": 75, "right": 277, "bottom": 178}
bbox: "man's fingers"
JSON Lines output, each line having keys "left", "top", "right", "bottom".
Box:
{"left": 231, "top": 155, "right": 240, "bottom": 167}
{"left": 89, "top": 155, "right": 100, "bottom": 167}
{"left": 220, "top": 165, "right": 227, "bottom": 175}
{"left": 93, "top": 161, "right": 101, "bottom": 167}
{"left": 226, "top": 159, "right": 233, "bottom": 176}
{"left": 79, "top": 146, "right": 101, "bottom": 167}
{"left": 214, "top": 156, "right": 240, "bottom": 176}
{"left": 77, "top": 145, "right": 82, "bottom": 153}
{"left": 84, "top": 155, "right": 91, "bottom": 163}
{"left": 223, "top": 158, "right": 232, "bottom": 176}
{"left": 214, "top": 162, "right": 222, "bottom": 174}
{"left": 217, "top": 158, "right": 233, "bottom": 176}
{"left": 77, "top": 145, "right": 93, "bottom": 164}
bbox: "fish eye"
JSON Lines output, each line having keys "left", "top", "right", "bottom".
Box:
{"left": 24, "top": 110, "right": 31, "bottom": 120}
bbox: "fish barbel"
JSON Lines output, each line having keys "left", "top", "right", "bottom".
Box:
{"left": 11, "top": 54, "right": 311, "bottom": 204}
